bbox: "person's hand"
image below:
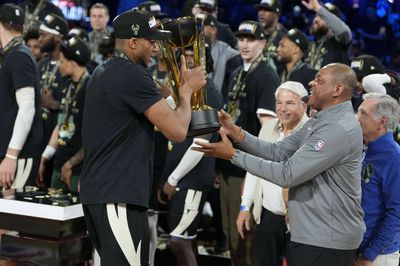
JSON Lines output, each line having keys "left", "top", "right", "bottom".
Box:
{"left": 301, "top": 0, "right": 321, "bottom": 11}
{"left": 218, "top": 109, "right": 239, "bottom": 137}
{"left": 163, "top": 181, "right": 176, "bottom": 199}
{"left": 354, "top": 257, "right": 373, "bottom": 266}
{"left": 61, "top": 161, "right": 73, "bottom": 189}
{"left": 36, "top": 158, "right": 47, "bottom": 187}
{"left": 192, "top": 128, "right": 236, "bottom": 160}
{"left": 0, "top": 157, "right": 17, "bottom": 188}
{"left": 285, "top": 212, "right": 289, "bottom": 224}
{"left": 179, "top": 55, "right": 207, "bottom": 96}
{"left": 157, "top": 188, "right": 169, "bottom": 205}
{"left": 236, "top": 211, "right": 252, "bottom": 239}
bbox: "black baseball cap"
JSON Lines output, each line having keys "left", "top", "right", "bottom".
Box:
{"left": 351, "top": 54, "right": 384, "bottom": 80}
{"left": 236, "top": 20, "right": 265, "bottom": 40}
{"left": 256, "top": 0, "right": 281, "bottom": 14}
{"left": 0, "top": 3, "right": 24, "bottom": 26}
{"left": 137, "top": 1, "right": 169, "bottom": 20}
{"left": 39, "top": 13, "right": 69, "bottom": 36}
{"left": 60, "top": 36, "right": 91, "bottom": 66}
{"left": 68, "top": 27, "right": 89, "bottom": 43}
{"left": 196, "top": 0, "right": 217, "bottom": 12}
{"left": 113, "top": 9, "right": 171, "bottom": 40}
{"left": 324, "top": 2, "right": 340, "bottom": 17}
{"left": 202, "top": 14, "right": 219, "bottom": 27}
{"left": 286, "top": 28, "right": 309, "bottom": 55}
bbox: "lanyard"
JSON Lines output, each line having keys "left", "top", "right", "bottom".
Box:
{"left": 281, "top": 60, "right": 305, "bottom": 82}
{"left": 308, "top": 36, "right": 328, "bottom": 70}
{"left": 227, "top": 54, "right": 264, "bottom": 123}
{"left": 113, "top": 49, "right": 133, "bottom": 62}
{"left": 61, "top": 71, "right": 89, "bottom": 126}
{"left": 0, "top": 37, "right": 24, "bottom": 64}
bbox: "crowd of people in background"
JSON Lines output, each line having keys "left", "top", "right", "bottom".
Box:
{"left": 0, "top": 0, "right": 399, "bottom": 265}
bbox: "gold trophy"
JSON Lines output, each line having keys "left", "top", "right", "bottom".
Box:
{"left": 158, "top": 16, "right": 220, "bottom": 137}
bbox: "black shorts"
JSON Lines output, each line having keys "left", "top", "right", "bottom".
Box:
{"left": 169, "top": 188, "right": 207, "bottom": 239}
{"left": 83, "top": 203, "right": 149, "bottom": 266}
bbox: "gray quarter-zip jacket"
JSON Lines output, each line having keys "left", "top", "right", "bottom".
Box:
{"left": 232, "top": 101, "right": 365, "bottom": 249}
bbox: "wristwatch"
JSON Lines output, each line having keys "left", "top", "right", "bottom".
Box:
{"left": 230, "top": 149, "right": 240, "bottom": 163}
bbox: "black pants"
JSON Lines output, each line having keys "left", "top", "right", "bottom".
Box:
{"left": 83, "top": 203, "right": 149, "bottom": 266}
{"left": 253, "top": 208, "right": 289, "bottom": 266}
{"left": 290, "top": 241, "right": 356, "bottom": 266}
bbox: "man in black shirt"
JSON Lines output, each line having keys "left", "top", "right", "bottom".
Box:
{"left": 38, "top": 36, "right": 91, "bottom": 193}
{"left": 219, "top": 20, "right": 280, "bottom": 266}
{"left": 24, "top": 28, "right": 43, "bottom": 62}
{"left": 0, "top": 4, "right": 42, "bottom": 189}
{"left": 256, "top": 0, "right": 286, "bottom": 66}
{"left": 277, "top": 28, "right": 317, "bottom": 90}
{"left": 80, "top": 10, "right": 206, "bottom": 265}
{"left": 304, "top": 0, "right": 352, "bottom": 70}
{"left": 36, "top": 13, "right": 69, "bottom": 187}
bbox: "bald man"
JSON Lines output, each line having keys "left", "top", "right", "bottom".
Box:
{"left": 194, "top": 63, "right": 366, "bottom": 266}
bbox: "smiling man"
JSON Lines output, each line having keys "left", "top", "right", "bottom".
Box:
{"left": 237, "top": 81, "right": 309, "bottom": 266}
{"left": 79, "top": 9, "right": 206, "bottom": 265}
{"left": 303, "top": 0, "right": 352, "bottom": 70}
{"left": 355, "top": 93, "right": 400, "bottom": 266}
{"left": 194, "top": 63, "right": 366, "bottom": 266}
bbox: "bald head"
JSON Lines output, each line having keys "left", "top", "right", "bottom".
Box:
{"left": 323, "top": 63, "right": 356, "bottom": 101}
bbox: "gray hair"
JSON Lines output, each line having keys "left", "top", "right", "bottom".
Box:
{"left": 362, "top": 92, "right": 400, "bottom": 131}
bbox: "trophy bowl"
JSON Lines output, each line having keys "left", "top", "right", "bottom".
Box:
{"left": 158, "top": 17, "right": 220, "bottom": 137}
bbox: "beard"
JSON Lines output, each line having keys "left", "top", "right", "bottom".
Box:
{"left": 310, "top": 25, "right": 329, "bottom": 38}
{"left": 259, "top": 18, "right": 273, "bottom": 30}
{"left": 278, "top": 54, "right": 291, "bottom": 64}
{"left": 40, "top": 38, "right": 56, "bottom": 53}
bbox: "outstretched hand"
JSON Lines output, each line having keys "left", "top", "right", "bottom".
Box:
{"left": 192, "top": 128, "right": 236, "bottom": 160}
{"left": 218, "top": 109, "right": 236, "bottom": 136}
{"left": 301, "top": 0, "right": 321, "bottom": 11}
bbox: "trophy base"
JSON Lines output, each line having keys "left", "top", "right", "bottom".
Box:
{"left": 187, "top": 109, "right": 220, "bottom": 137}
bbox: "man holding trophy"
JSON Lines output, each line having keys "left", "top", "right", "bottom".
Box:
{"left": 79, "top": 9, "right": 206, "bottom": 265}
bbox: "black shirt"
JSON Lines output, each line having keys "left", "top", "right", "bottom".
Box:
{"left": 38, "top": 57, "right": 69, "bottom": 147}
{"left": 219, "top": 58, "right": 280, "bottom": 177}
{"left": 0, "top": 44, "right": 42, "bottom": 159}
{"left": 307, "top": 35, "right": 351, "bottom": 70}
{"left": 80, "top": 57, "right": 162, "bottom": 207}
{"left": 148, "top": 65, "right": 168, "bottom": 210}
{"left": 54, "top": 74, "right": 90, "bottom": 175}
{"left": 278, "top": 60, "right": 317, "bottom": 92}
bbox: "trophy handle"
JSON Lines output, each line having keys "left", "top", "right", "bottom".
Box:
{"left": 191, "top": 16, "right": 206, "bottom": 111}
{"left": 157, "top": 40, "right": 181, "bottom": 99}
